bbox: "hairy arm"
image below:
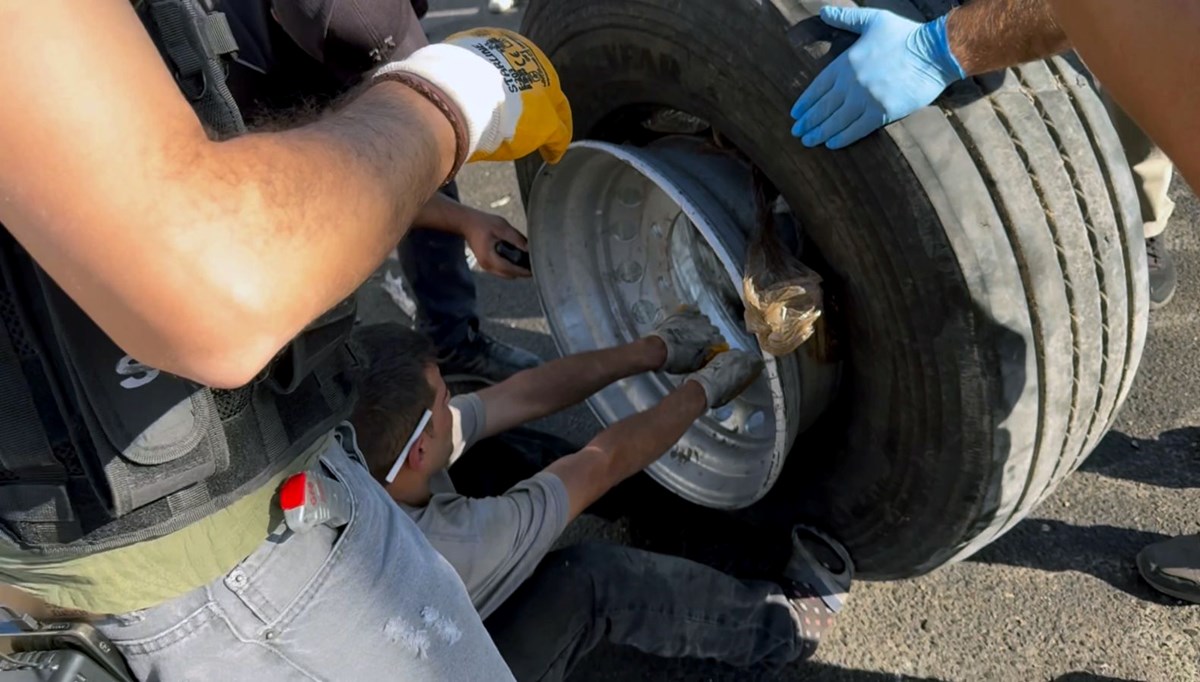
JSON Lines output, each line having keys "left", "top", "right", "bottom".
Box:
{"left": 1049, "top": 0, "right": 1200, "bottom": 190}
{"left": 545, "top": 381, "right": 707, "bottom": 521}
{"left": 0, "top": 1, "right": 454, "bottom": 387}
{"left": 947, "top": 0, "right": 1069, "bottom": 76}
{"left": 474, "top": 337, "right": 668, "bottom": 438}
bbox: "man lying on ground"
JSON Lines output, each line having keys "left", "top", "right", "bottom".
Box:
{"left": 349, "top": 317, "right": 854, "bottom": 680}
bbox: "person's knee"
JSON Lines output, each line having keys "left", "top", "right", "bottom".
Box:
{"left": 534, "top": 544, "right": 640, "bottom": 604}
{"left": 537, "top": 544, "right": 647, "bottom": 603}
{"left": 486, "top": 546, "right": 605, "bottom": 638}
{"left": 534, "top": 545, "right": 605, "bottom": 599}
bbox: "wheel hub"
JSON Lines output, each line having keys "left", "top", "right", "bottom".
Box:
{"left": 527, "top": 139, "right": 839, "bottom": 508}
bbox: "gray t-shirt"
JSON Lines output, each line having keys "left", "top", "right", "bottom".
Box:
{"left": 400, "top": 394, "right": 570, "bottom": 619}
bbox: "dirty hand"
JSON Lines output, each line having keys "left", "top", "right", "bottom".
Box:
{"left": 459, "top": 207, "right": 531, "bottom": 279}
{"left": 647, "top": 308, "right": 727, "bottom": 374}
{"left": 684, "top": 350, "right": 765, "bottom": 409}
{"left": 374, "top": 28, "right": 573, "bottom": 166}
{"left": 790, "top": 7, "right": 965, "bottom": 149}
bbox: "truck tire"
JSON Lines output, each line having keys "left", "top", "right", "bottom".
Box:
{"left": 517, "top": 0, "right": 1148, "bottom": 578}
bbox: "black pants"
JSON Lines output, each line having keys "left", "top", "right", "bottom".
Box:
{"left": 451, "top": 430, "right": 808, "bottom": 681}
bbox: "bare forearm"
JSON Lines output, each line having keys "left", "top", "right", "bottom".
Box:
{"left": 1049, "top": 0, "right": 1200, "bottom": 190}
{"left": 477, "top": 336, "right": 667, "bottom": 435}
{"left": 548, "top": 380, "right": 707, "bottom": 520}
{"left": 117, "top": 84, "right": 453, "bottom": 385}
{"left": 201, "top": 82, "right": 452, "bottom": 349}
{"left": 413, "top": 191, "right": 467, "bottom": 235}
{"left": 0, "top": 2, "right": 455, "bottom": 387}
{"left": 947, "top": 0, "right": 1069, "bottom": 76}
{"left": 515, "top": 337, "right": 666, "bottom": 413}
{"left": 591, "top": 380, "right": 706, "bottom": 481}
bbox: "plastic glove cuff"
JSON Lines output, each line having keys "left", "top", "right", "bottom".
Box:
{"left": 925, "top": 15, "right": 967, "bottom": 83}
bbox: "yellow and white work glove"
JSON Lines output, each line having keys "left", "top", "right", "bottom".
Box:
{"left": 685, "top": 350, "right": 765, "bottom": 409}
{"left": 647, "top": 308, "right": 727, "bottom": 374}
{"left": 373, "top": 28, "right": 573, "bottom": 169}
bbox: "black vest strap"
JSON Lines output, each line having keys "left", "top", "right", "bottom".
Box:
{"left": 142, "top": 0, "right": 246, "bottom": 137}
{"left": 0, "top": 320, "right": 56, "bottom": 476}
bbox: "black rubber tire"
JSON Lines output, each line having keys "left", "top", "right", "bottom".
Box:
{"left": 517, "top": 0, "right": 1148, "bottom": 578}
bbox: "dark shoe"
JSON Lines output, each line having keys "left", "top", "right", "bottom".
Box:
{"left": 1137, "top": 533, "right": 1200, "bottom": 604}
{"left": 1146, "top": 237, "right": 1177, "bottom": 309}
{"left": 780, "top": 526, "right": 854, "bottom": 657}
{"left": 438, "top": 326, "right": 540, "bottom": 385}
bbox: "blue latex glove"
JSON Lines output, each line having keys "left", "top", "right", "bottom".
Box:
{"left": 790, "top": 6, "right": 966, "bottom": 149}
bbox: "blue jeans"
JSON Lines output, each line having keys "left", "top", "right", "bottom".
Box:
{"left": 399, "top": 182, "right": 479, "bottom": 350}
{"left": 97, "top": 427, "right": 513, "bottom": 682}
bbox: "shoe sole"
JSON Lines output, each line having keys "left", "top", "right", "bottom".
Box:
{"left": 789, "top": 525, "right": 855, "bottom": 613}
{"left": 1149, "top": 286, "right": 1176, "bottom": 310}
{"left": 1136, "top": 551, "right": 1200, "bottom": 604}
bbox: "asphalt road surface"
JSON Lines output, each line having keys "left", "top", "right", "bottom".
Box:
{"left": 366, "top": 3, "right": 1200, "bottom": 679}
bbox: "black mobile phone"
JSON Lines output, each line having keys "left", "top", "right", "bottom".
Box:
{"left": 0, "top": 622, "right": 133, "bottom": 682}
{"left": 494, "top": 240, "right": 532, "bottom": 271}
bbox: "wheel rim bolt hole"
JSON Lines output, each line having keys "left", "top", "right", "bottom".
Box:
{"left": 632, "top": 299, "right": 661, "bottom": 326}
{"left": 611, "top": 219, "right": 639, "bottom": 241}
{"left": 615, "top": 260, "right": 644, "bottom": 283}
{"left": 618, "top": 185, "right": 644, "bottom": 207}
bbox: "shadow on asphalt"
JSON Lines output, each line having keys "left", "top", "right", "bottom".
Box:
{"left": 794, "top": 664, "right": 945, "bottom": 682}
{"left": 570, "top": 644, "right": 949, "bottom": 681}
{"left": 963, "top": 425, "right": 1198, "bottom": 607}
{"left": 625, "top": 501, "right": 1189, "bottom": 609}
{"left": 967, "top": 518, "right": 1184, "bottom": 605}
{"left": 1080, "top": 428, "right": 1200, "bottom": 489}
{"left": 1052, "top": 673, "right": 1144, "bottom": 682}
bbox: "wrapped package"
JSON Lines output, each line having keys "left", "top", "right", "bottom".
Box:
{"left": 742, "top": 171, "right": 823, "bottom": 356}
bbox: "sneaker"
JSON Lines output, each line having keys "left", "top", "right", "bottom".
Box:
{"left": 780, "top": 526, "right": 854, "bottom": 658}
{"left": 1146, "top": 237, "right": 1177, "bottom": 309}
{"left": 488, "top": 0, "right": 517, "bottom": 14}
{"left": 1137, "top": 533, "right": 1200, "bottom": 604}
{"left": 438, "top": 324, "right": 540, "bottom": 385}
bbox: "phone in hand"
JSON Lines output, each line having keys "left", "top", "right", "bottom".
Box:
{"left": 494, "top": 240, "right": 531, "bottom": 271}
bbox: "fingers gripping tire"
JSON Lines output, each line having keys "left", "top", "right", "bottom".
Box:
{"left": 517, "top": 0, "right": 1148, "bottom": 578}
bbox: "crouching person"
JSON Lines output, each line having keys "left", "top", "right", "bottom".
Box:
{"left": 349, "top": 317, "right": 854, "bottom": 680}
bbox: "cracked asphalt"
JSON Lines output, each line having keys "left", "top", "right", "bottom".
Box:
{"left": 357, "top": 4, "right": 1200, "bottom": 679}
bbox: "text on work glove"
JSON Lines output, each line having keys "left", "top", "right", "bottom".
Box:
{"left": 373, "top": 28, "right": 573, "bottom": 172}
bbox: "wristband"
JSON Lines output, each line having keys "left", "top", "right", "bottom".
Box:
{"left": 372, "top": 71, "right": 470, "bottom": 186}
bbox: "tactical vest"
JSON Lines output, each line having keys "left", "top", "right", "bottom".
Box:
{"left": 0, "top": 0, "right": 358, "bottom": 557}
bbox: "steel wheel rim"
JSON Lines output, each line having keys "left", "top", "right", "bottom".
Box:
{"left": 527, "top": 140, "right": 836, "bottom": 508}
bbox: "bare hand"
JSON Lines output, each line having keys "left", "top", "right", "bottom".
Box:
{"left": 459, "top": 207, "right": 532, "bottom": 279}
